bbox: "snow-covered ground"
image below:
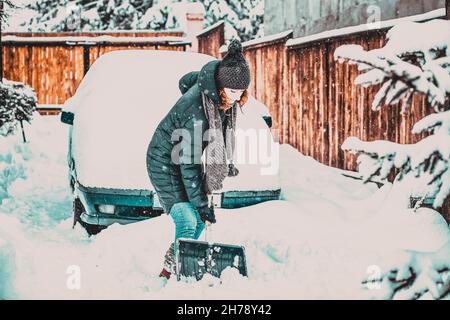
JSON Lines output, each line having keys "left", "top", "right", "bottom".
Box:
{"left": 0, "top": 113, "right": 448, "bottom": 299}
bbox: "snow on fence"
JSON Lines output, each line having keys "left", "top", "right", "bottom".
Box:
{"left": 196, "top": 21, "right": 225, "bottom": 58}
{"left": 1, "top": 31, "right": 189, "bottom": 109}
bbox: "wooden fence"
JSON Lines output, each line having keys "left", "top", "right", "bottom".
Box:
{"left": 286, "top": 30, "right": 406, "bottom": 171}
{"left": 241, "top": 30, "right": 294, "bottom": 149}
{"left": 1, "top": 31, "right": 189, "bottom": 112}
{"left": 197, "top": 21, "right": 225, "bottom": 58}
{"left": 207, "top": 11, "right": 447, "bottom": 173}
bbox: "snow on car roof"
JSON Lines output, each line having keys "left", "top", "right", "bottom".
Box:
{"left": 69, "top": 50, "right": 277, "bottom": 191}
{"left": 63, "top": 50, "right": 213, "bottom": 113}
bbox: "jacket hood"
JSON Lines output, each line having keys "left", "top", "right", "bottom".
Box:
{"left": 197, "top": 60, "right": 221, "bottom": 105}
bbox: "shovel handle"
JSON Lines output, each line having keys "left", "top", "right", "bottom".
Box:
{"left": 207, "top": 193, "right": 213, "bottom": 207}
{"left": 204, "top": 194, "right": 213, "bottom": 242}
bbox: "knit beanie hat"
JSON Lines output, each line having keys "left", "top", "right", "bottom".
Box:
{"left": 216, "top": 39, "right": 251, "bottom": 90}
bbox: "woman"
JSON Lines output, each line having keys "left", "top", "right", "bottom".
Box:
{"left": 146, "top": 39, "right": 251, "bottom": 279}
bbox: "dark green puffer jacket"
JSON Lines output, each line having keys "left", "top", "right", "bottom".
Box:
{"left": 146, "top": 60, "right": 229, "bottom": 214}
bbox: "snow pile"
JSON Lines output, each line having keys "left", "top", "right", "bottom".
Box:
{"left": 0, "top": 220, "right": 17, "bottom": 299}
{"left": 221, "top": 95, "right": 280, "bottom": 192}
{"left": 0, "top": 137, "right": 27, "bottom": 202}
{"left": 0, "top": 116, "right": 448, "bottom": 299}
{"left": 0, "top": 113, "right": 72, "bottom": 228}
{"left": 279, "top": 144, "right": 381, "bottom": 219}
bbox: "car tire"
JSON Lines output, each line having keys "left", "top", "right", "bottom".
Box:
{"left": 73, "top": 198, "right": 106, "bottom": 236}
{"left": 73, "top": 198, "right": 83, "bottom": 228}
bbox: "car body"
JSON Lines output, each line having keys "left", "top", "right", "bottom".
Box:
{"left": 61, "top": 50, "right": 281, "bottom": 234}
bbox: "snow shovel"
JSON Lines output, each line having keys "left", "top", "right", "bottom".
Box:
{"left": 175, "top": 196, "right": 248, "bottom": 281}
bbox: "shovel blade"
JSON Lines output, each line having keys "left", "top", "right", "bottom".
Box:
{"left": 176, "top": 239, "right": 247, "bottom": 281}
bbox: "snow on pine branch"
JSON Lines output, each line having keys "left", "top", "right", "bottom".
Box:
{"left": 342, "top": 135, "right": 450, "bottom": 208}
{"left": 334, "top": 45, "right": 449, "bottom": 112}
{"left": 0, "top": 79, "right": 37, "bottom": 138}
{"left": 413, "top": 108, "right": 450, "bottom": 135}
{"left": 361, "top": 240, "right": 450, "bottom": 299}
{"left": 336, "top": 19, "right": 450, "bottom": 210}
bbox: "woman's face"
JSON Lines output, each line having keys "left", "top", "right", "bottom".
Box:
{"left": 223, "top": 88, "right": 245, "bottom": 103}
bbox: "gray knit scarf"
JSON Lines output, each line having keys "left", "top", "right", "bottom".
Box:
{"left": 201, "top": 91, "right": 239, "bottom": 194}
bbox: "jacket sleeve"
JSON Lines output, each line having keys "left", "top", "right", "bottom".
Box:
{"left": 177, "top": 113, "right": 209, "bottom": 209}
{"left": 179, "top": 71, "right": 199, "bottom": 95}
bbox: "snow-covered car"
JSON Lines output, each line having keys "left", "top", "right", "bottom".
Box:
{"left": 61, "top": 50, "right": 280, "bottom": 235}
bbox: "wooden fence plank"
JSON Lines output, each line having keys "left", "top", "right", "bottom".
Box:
{"left": 197, "top": 22, "right": 225, "bottom": 58}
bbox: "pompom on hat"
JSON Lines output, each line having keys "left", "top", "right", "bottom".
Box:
{"left": 216, "top": 39, "right": 251, "bottom": 90}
